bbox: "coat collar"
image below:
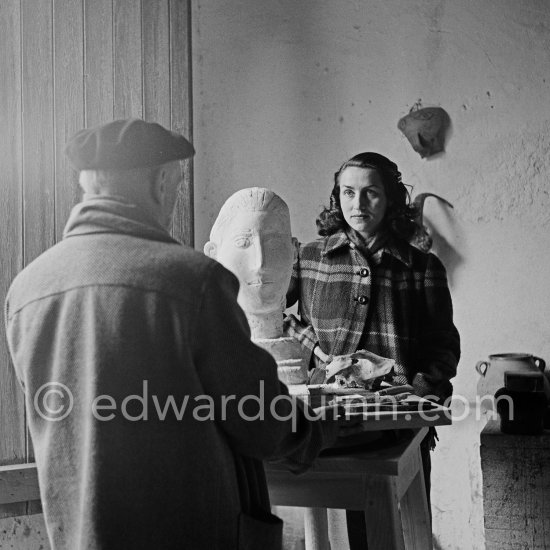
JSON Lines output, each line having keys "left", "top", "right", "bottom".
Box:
{"left": 63, "top": 195, "right": 179, "bottom": 245}
{"left": 321, "top": 229, "right": 413, "bottom": 267}
{"left": 321, "top": 230, "right": 350, "bottom": 255}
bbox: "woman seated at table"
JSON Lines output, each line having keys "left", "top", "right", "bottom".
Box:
{"left": 285, "top": 151, "right": 460, "bottom": 547}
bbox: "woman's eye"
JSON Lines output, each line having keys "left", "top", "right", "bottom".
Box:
{"left": 343, "top": 190, "right": 354, "bottom": 198}
{"left": 234, "top": 237, "right": 251, "bottom": 248}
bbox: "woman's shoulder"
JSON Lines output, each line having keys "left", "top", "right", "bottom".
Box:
{"left": 298, "top": 230, "right": 347, "bottom": 257}
{"left": 387, "top": 236, "right": 447, "bottom": 273}
{"left": 299, "top": 236, "right": 327, "bottom": 252}
{"left": 406, "top": 241, "right": 446, "bottom": 267}
{"left": 297, "top": 238, "right": 326, "bottom": 266}
{"left": 411, "top": 247, "right": 450, "bottom": 280}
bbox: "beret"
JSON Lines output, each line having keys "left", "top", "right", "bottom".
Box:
{"left": 65, "top": 118, "right": 195, "bottom": 170}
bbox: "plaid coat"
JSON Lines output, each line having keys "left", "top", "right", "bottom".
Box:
{"left": 285, "top": 230, "right": 460, "bottom": 400}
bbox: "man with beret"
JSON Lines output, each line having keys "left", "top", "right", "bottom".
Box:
{"left": 5, "top": 119, "right": 344, "bottom": 549}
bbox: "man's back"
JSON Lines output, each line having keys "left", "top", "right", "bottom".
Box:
{"left": 6, "top": 197, "right": 331, "bottom": 549}
{"left": 6, "top": 198, "right": 251, "bottom": 548}
{"left": 5, "top": 120, "right": 337, "bottom": 550}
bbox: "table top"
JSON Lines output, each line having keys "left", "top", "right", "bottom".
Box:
{"left": 341, "top": 396, "right": 451, "bottom": 431}
{"left": 267, "top": 427, "right": 428, "bottom": 476}
{"left": 288, "top": 384, "right": 453, "bottom": 431}
{"left": 480, "top": 419, "right": 550, "bottom": 447}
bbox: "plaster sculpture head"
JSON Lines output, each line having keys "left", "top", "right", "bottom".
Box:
{"left": 204, "top": 188, "right": 296, "bottom": 337}
{"left": 397, "top": 106, "right": 450, "bottom": 158}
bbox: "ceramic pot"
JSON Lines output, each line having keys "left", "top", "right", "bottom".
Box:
{"left": 476, "top": 353, "right": 546, "bottom": 400}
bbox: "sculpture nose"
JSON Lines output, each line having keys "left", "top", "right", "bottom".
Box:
{"left": 251, "top": 238, "right": 264, "bottom": 272}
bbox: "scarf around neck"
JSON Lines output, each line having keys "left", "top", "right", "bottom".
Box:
{"left": 346, "top": 227, "right": 389, "bottom": 259}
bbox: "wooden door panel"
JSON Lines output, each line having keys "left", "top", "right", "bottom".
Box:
{"left": 0, "top": 0, "right": 193, "bottom": 519}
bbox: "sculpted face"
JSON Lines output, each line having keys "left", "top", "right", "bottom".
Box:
{"left": 214, "top": 209, "right": 294, "bottom": 315}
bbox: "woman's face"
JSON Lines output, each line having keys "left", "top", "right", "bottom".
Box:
{"left": 338, "top": 166, "right": 388, "bottom": 238}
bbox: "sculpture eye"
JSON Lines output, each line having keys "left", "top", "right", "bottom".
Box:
{"left": 234, "top": 237, "right": 251, "bottom": 248}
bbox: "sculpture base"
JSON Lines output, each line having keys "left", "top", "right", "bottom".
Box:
{"left": 253, "top": 336, "right": 308, "bottom": 385}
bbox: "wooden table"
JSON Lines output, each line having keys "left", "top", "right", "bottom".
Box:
{"left": 266, "top": 427, "right": 432, "bottom": 550}
{"left": 480, "top": 420, "right": 550, "bottom": 549}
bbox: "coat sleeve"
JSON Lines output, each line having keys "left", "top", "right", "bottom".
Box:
{"left": 413, "top": 253, "right": 460, "bottom": 401}
{"left": 283, "top": 314, "right": 319, "bottom": 360}
{"left": 284, "top": 244, "right": 320, "bottom": 362}
{"left": 192, "top": 261, "right": 338, "bottom": 470}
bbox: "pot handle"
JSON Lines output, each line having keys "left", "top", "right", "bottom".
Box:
{"left": 475, "top": 361, "right": 489, "bottom": 376}
{"left": 533, "top": 356, "right": 546, "bottom": 372}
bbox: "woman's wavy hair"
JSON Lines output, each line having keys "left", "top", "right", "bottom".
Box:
{"left": 316, "top": 152, "right": 419, "bottom": 241}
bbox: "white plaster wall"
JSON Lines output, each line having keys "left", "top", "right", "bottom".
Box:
{"left": 192, "top": 1, "right": 550, "bottom": 548}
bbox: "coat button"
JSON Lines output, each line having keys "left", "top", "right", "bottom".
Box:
{"left": 358, "top": 268, "right": 369, "bottom": 277}
{"left": 349, "top": 242, "right": 356, "bottom": 249}
{"left": 354, "top": 295, "right": 369, "bottom": 305}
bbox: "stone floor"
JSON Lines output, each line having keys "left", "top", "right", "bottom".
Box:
{"left": 0, "top": 508, "right": 351, "bottom": 549}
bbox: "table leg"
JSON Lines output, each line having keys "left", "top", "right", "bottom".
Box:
{"left": 304, "top": 507, "right": 331, "bottom": 550}
{"left": 364, "top": 477, "right": 405, "bottom": 550}
{"left": 327, "top": 508, "right": 350, "bottom": 550}
{"left": 400, "top": 451, "right": 432, "bottom": 550}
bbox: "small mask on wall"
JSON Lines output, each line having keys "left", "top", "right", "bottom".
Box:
{"left": 398, "top": 106, "right": 450, "bottom": 158}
